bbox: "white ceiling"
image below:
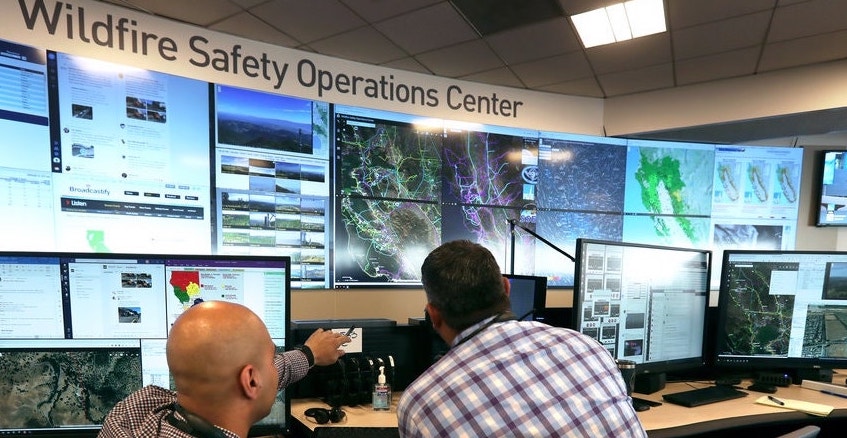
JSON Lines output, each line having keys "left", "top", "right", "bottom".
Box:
{"left": 97, "top": 0, "right": 847, "bottom": 143}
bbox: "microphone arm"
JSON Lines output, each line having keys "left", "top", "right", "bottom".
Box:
{"left": 508, "top": 219, "right": 575, "bottom": 274}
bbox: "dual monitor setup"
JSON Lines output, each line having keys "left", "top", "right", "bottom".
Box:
{"left": 571, "top": 238, "right": 847, "bottom": 409}
{"left": 0, "top": 252, "right": 293, "bottom": 436}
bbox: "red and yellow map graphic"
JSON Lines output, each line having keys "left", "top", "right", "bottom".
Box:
{"left": 170, "top": 271, "right": 201, "bottom": 308}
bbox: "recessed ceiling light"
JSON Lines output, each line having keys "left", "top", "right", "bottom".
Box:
{"left": 571, "top": 0, "right": 666, "bottom": 48}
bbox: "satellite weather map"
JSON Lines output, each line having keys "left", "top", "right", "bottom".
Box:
{"left": 335, "top": 114, "right": 443, "bottom": 284}
{"left": 537, "top": 138, "right": 627, "bottom": 212}
{"left": 722, "top": 263, "right": 795, "bottom": 356}
{"left": 625, "top": 145, "right": 714, "bottom": 245}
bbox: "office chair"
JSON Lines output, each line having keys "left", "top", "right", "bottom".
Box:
{"left": 776, "top": 425, "right": 820, "bottom": 438}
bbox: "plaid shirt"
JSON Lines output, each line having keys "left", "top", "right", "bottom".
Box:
{"left": 397, "top": 319, "right": 648, "bottom": 438}
{"left": 98, "top": 351, "right": 310, "bottom": 437}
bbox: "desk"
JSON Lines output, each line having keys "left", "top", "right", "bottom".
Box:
{"left": 290, "top": 395, "right": 400, "bottom": 438}
{"left": 290, "top": 383, "right": 847, "bottom": 437}
{"left": 636, "top": 380, "right": 847, "bottom": 437}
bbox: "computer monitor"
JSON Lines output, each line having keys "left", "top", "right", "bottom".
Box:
{"left": 504, "top": 274, "right": 547, "bottom": 322}
{"left": 0, "top": 252, "right": 291, "bottom": 436}
{"left": 816, "top": 150, "right": 847, "bottom": 226}
{"left": 714, "top": 250, "right": 847, "bottom": 382}
{"left": 572, "top": 239, "right": 711, "bottom": 392}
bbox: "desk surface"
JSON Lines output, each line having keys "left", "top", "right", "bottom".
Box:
{"left": 291, "top": 381, "right": 847, "bottom": 437}
{"left": 291, "top": 394, "right": 401, "bottom": 430}
{"left": 635, "top": 379, "right": 847, "bottom": 437}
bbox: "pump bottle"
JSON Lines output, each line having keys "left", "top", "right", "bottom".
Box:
{"left": 372, "top": 365, "right": 391, "bottom": 410}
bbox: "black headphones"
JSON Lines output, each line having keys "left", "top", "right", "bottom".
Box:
{"left": 165, "top": 403, "right": 228, "bottom": 438}
{"left": 304, "top": 406, "right": 346, "bottom": 424}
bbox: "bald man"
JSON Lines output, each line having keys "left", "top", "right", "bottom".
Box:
{"left": 99, "top": 301, "right": 349, "bottom": 438}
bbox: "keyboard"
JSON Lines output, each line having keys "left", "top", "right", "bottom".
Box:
{"left": 662, "top": 385, "right": 748, "bottom": 407}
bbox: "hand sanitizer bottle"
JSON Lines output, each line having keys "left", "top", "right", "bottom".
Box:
{"left": 372, "top": 365, "right": 391, "bottom": 410}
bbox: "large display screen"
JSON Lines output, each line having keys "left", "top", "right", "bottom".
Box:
{"left": 714, "top": 250, "right": 847, "bottom": 375}
{"left": 572, "top": 239, "right": 711, "bottom": 379}
{"left": 0, "top": 35, "right": 806, "bottom": 290}
{"left": 0, "top": 252, "right": 291, "bottom": 435}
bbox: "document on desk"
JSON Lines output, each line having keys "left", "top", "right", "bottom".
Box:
{"left": 754, "top": 395, "right": 834, "bottom": 417}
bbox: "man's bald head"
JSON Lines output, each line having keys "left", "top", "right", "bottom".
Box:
{"left": 166, "top": 301, "right": 274, "bottom": 404}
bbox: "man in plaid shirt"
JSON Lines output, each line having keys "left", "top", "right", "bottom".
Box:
{"left": 99, "top": 301, "right": 350, "bottom": 438}
{"left": 397, "top": 240, "right": 647, "bottom": 437}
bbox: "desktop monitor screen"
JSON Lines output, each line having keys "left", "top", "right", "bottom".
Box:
{"left": 504, "top": 274, "right": 547, "bottom": 321}
{"left": 0, "top": 252, "right": 291, "bottom": 436}
{"left": 816, "top": 150, "right": 847, "bottom": 226}
{"left": 572, "top": 239, "right": 711, "bottom": 380}
{"left": 714, "top": 250, "right": 847, "bottom": 377}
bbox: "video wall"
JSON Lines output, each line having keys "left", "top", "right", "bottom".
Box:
{"left": 0, "top": 37, "right": 804, "bottom": 288}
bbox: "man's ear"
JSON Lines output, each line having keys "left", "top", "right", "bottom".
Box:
{"left": 239, "top": 364, "right": 260, "bottom": 400}
{"left": 502, "top": 276, "right": 511, "bottom": 297}
{"left": 425, "top": 303, "right": 443, "bottom": 330}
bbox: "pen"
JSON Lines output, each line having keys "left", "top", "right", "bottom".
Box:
{"left": 768, "top": 395, "right": 785, "bottom": 406}
{"left": 821, "top": 390, "right": 847, "bottom": 399}
{"left": 344, "top": 325, "right": 356, "bottom": 337}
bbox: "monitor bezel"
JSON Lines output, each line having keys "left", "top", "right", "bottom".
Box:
{"left": 571, "top": 238, "right": 712, "bottom": 376}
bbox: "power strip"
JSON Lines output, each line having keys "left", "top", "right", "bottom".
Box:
{"left": 801, "top": 379, "right": 847, "bottom": 397}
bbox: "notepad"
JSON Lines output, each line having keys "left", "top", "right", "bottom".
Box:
{"left": 754, "top": 395, "right": 834, "bottom": 417}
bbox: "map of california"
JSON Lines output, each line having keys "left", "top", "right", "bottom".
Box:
{"left": 169, "top": 271, "right": 202, "bottom": 308}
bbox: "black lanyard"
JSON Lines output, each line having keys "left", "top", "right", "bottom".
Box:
{"left": 451, "top": 311, "right": 522, "bottom": 349}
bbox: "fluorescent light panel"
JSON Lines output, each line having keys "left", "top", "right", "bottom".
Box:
{"left": 571, "top": 0, "right": 666, "bottom": 48}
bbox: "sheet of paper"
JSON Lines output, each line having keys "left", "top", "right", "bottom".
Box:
{"left": 330, "top": 327, "right": 363, "bottom": 353}
{"left": 755, "top": 395, "right": 834, "bottom": 417}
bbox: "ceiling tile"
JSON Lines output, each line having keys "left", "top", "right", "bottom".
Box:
{"left": 103, "top": 0, "right": 242, "bottom": 26}
{"left": 451, "top": 0, "right": 563, "bottom": 36}
{"left": 339, "top": 0, "right": 444, "bottom": 23}
{"left": 511, "top": 51, "right": 593, "bottom": 88}
{"left": 415, "top": 40, "right": 503, "bottom": 77}
{"left": 759, "top": 29, "right": 847, "bottom": 72}
{"left": 210, "top": 12, "right": 300, "bottom": 47}
{"left": 538, "top": 77, "right": 604, "bottom": 98}
{"left": 667, "top": 0, "right": 775, "bottom": 29}
{"left": 309, "top": 27, "right": 407, "bottom": 64}
{"left": 485, "top": 18, "right": 580, "bottom": 65}
{"left": 380, "top": 57, "right": 432, "bottom": 74}
{"left": 675, "top": 47, "right": 759, "bottom": 86}
{"left": 769, "top": 0, "right": 847, "bottom": 42}
{"left": 374, "top": 3, "right": 478, "bottom": 54}
{"left": 585, "top": 34, "right": 671, "bottom": 75}
{"left": 673, "top": 11, "right": 770, "bottom": 60}
{"left": 250, "top": 0, "right": 366, "bottom": 44}
{"left": 461, "top": 67, "right": 525, "bottom": 89}
{"left": 230, "top": 0, "right": 267, "bottom": 8}
{"left": 556, "top": 0, "right": 611, "bottom": 15}
{"left": 597, "top": 63, "right": 674, "bottom": 97}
